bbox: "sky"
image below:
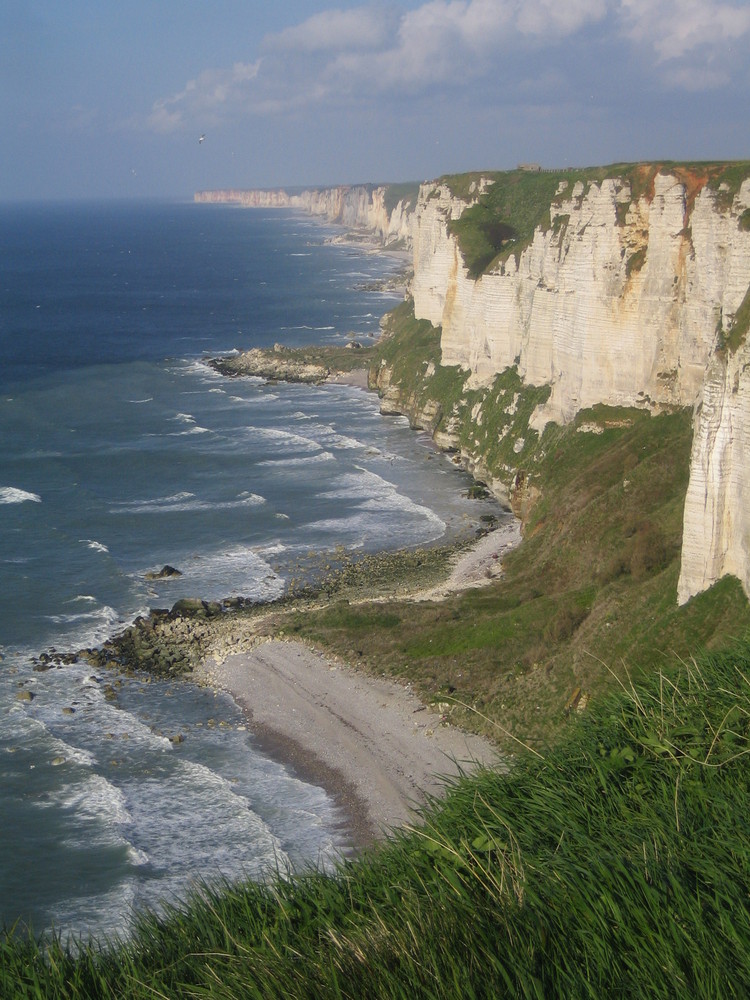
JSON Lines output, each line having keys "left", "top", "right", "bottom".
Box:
{"left": 2, "top": 0, "right": 749, "bottom": 201}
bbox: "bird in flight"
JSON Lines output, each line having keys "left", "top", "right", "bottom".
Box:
{"left": 199, "top": 134, "right": 205, "bottom": 144}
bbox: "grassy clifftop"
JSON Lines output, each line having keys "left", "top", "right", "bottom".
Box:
{"left": 444, "top": 161, "right": 750, "bottom": 277}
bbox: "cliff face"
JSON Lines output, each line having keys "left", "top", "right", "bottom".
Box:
{"left": 198, "top": 168, "right": 750, "bottom": 605}
{"left": 195, "top": 186, "right": 413, "bottom": 246}
{"left": 412, "top": 173, "right": 750, "bottom": 429}
{"left": 678, "top": 337, "right": 750, "bottom": 603}
{"left": 408, "top": 169, "right": 750, "bottom": 603}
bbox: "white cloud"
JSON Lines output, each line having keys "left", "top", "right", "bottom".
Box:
{"left": 143, "top": 0, "right": 748, "bottom": 134}
{"left": 620, "top": 0, "right": 750, "bottom": 63}
{"left": 145, "top": 0, "right": 610, "bottom": 131}
{"left": 664, "top": 64, "right": 733, "bottom": 90}
{"left": 148, "top": 60, "right": 260, "bottom": 132}
{"left": 516, "top": 0, "right": 608, "bottom": 37}
{"left": 268, "top": 6, "right": 395, "bottom": 53}
{"left": 388, "top": 0, "right": 607, "bottom": 71}
{"left": 324, "top": 0, "right": 607, "bottom": 92}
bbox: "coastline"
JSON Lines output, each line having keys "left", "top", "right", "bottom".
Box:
{"left": 77, "top": 359, "right": 521, "bottom": 852}
{"left": 84, "top": 216, "right": 518, "bottom": 858}
{"left": 189, "top": 521, "right": 518, "bottom": 850}
{"left": 5, "top": 199, "right": 517, "bottom": 937}
{"left": 194, "top": 638, "right": 502, "bottom": 849}
{"left": 65, "top": 410, "right": 519, "bottom": 852}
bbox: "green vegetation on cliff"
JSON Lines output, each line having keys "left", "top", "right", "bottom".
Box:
{"left": 372, "top": 300, "right": 470, "bottom": 416}
{"left": 7, "top": 163, "right": 750, "bottom": 992}
{"left": 3, "top": 324, "right": 750, "bottom": 995}
{"left": 446, "top": 169, "right": 570, "bottom": 275}
{"left": 284, "top": 301, "right": 750, "bottom": 751}
{"left": 445, "top": 161, "right": 750, "bottom": 278}
{"left": 443, "top": 165, "right": 647, "bottom": 276}
{"left": 722, "top": 282, "right": 750, "bottom": 353}
{"left": 383, "top": 181, "right": 421, "bottom": 216}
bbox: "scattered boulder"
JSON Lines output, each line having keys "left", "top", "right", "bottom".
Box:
{"left": 145, "top": 565, "right": 183, "bottom": 580}
{"left": 170, "top": 598, "right": 222, "bottom": 619}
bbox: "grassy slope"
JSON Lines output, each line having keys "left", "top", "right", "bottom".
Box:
{"left": 5, "top": 642, "right": 750, "bottom": 998}
{"left": 290, "top": 302, "right": 750, "bottom": 750}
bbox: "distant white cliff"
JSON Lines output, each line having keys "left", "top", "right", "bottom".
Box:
{"left": 194, "top": 185, "right": 413, "bottom": 247}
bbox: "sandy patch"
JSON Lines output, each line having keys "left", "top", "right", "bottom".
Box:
{"left": 414, "top": 517, "right": 522, "bottom": 601}
{"left": 195, "top": 639, "right": 500, "bottom": 848}
{"left": 326, "top": 367, "right": 370, "bottom": 389}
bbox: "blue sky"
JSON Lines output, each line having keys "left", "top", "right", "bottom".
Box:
{"left": 2, "top": 0, "right": 749, "bottom": 201}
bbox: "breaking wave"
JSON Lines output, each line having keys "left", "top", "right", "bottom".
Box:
{"left": 0, "top": 487, "right": 42, "bottom": 504}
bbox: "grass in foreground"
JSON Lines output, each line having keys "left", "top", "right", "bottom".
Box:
{"left": 3, "top": 640, "right": 750, "bottom": 998}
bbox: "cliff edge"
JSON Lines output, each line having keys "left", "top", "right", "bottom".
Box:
{"left": 195, "top": 184, "right": 415, "bottom": 247}
{"left": 197, "top": 165, "right": 750, "bottom": 605}
{"left": 405, "top": 164, "right": 750, "bottom": 605}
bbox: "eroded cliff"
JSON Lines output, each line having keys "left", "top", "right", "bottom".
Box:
{"left": 412, "top": 169, "right": 750, "bottom": 427}
{"left": 406, "top": 165, "right": 750, "bottom": 603}
{"left": 678, "top": 332, "right": 750, "bottom": 603}
{"left": 197, "top": 166, "right": 750, "bottom": 605}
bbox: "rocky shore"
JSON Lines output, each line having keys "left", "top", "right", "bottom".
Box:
{"left": 22, "top": 334, "right": 520, "bottom": 843}
{"left": 41, "top": 525, "right": 502, "bottom": 681}
{"left": 25, "top": 515, "right": 517, "bottom": 843}
{"left": 207, "top": 342, "right": 376, "bottom": 384}
{"left": 24, "top": 233, "right": 522, "bottom": 840}
{"left": 32, "top": 323, "right": 514, "bottom": 689}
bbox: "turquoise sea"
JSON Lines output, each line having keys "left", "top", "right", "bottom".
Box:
{"left": 0, "top": 201, "right": 498, "bottom": 940}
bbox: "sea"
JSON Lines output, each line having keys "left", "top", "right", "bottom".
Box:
{"left": 0, "top": 200, "right": 497, "bottom": 942}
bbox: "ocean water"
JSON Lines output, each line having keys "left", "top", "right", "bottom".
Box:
{"left": 0, "top": 201, "right": 498, "bottom": 941}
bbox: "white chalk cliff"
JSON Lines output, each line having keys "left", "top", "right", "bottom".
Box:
{"left": 196, "top": 170, "right": 750, "bottom": 604}
{"left": 678, "top": 337, "right": 750, "bottom": 603}
{"left": 408, "top": 170, "right": 750, "bottom": 604}
{"left": 412, "top": 176, "right": 749, "bottom": 421}
{"left": 195, "top": 186, "right": 413, "bottom": 246}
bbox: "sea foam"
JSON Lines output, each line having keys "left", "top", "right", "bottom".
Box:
{"left": 113, "top": 492, "right": 265, "bottom": 514}
{"left": 0, "top": 487, "right": 42, "bottom": 504}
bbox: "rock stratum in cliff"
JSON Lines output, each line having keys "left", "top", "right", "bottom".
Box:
{"left": 405, "top": 164, "right": 750, "bottom": 605}
{"left": 197, "top": 165, "right": 750, "bottom": 605}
